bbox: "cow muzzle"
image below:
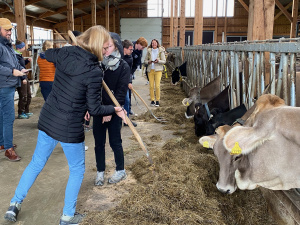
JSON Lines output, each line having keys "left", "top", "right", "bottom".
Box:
{"left": 216, "top": 182, "right": 237, "bottom": 194}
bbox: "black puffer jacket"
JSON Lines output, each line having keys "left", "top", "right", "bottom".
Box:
{"left": 38, "top": 46, "right": 115, "bottom": 143}
{"left": 102, "top": 59, "right": 130, "bottom": 106}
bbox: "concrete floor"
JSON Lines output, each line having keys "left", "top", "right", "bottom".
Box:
{"left": 0, "top": 70, "right": 163, "bottom": 225}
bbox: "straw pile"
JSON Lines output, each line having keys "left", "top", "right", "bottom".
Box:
{"left": 82, "top": 78, "right": 277, "bottom": 225}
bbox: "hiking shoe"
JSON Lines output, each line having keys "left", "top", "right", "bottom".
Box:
{"left": 95, "top": 171, "right": 104, "bottom": 186}
{"left": 59, "top": 212, "right": 85, "bottom": 225}
{"left": 108, "top": 170, "right": 127, "bottom": 184}
{"left": 17, "top": 112, "right": 29, "bottom": 119}
{"left": 155, "top": 101, "right": 160, "bottom": 107}
{"left": 25, "top": 112, "right": 33, "bottom": 117}
{"left": 150, "top": 101, "right": 155, "bottom": 106}
{"left": 4, "top": 202, "right": 21, "bottom": 222}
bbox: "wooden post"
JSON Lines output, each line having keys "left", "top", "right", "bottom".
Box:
{"left": 91, "top": 0, "right": 96, "bottom": 26}
{"left": 224, "top": 0, "right": 228, "bottom": 42}
{"left": 179, "top": 0, "right": 185, "bottom": 47}
{"left": 113, "top": 8, "right": 116, "bottom": 33}
{"left": 105, "top": 0, "right": 109, "bottom": 31}
{"left": 290, "top": 0, "right": 299, "bottom": 38}
{"left": 170, "top": 0, "right": 174, "bottom": 47}
{"left": 174, "top": 0, "right": 178, "bottom": 46}
{"left": 81, "top": 17, "right": 83, "bottom": 32}
{"left": 30, "top": 25, "right": 34, "bottom": 45}
{"left": 194, "top": 0, "right": 203, "bottom": 45}
{"left": 14, "top": 0, "right": 27, "bottom": 48}
{"left": 67, "top": 0, "right": 74, "bottom": 40}
{"left": 214, "top": 0, "right": 218, "bottom": 43}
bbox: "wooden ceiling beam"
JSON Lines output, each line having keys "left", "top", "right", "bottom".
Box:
{"left": 275, "top": 0, "right": 292, "bottom": 22}
{"left": 274, "top": 2, "right": 293, "bottom": 20}
{"left": 237, "top": 0, "right": 249, "bottom": 12}
{"left": 0, "top": 0, "right": 43, "bottom": 13}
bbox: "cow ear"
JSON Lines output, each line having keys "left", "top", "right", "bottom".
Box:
{"left": 223, "top": 126, "right": 267, "bottom": 155}
{"left": 199, "top": 135, "right": 217, "bottom": 149}
{"left": 182, "top": 98, "right": 192, "bottom": 106}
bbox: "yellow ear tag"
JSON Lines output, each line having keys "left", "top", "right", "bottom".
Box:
{"left": 185, "top": 102, "right": 190, "bottom": 106}
{"left": 203, "top": 141, "right": 210, "bottom": 148}
{"left": 230, "top": 142, "right": 242, "bottom": 155}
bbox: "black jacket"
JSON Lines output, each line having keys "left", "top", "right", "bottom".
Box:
{"left": 102, "top": 59, "right": 130, "bottom": 106}
{"left": 38, "top": 46, "right": 115, "bottom": 143}
{"left": 131, "top": 41, "right": 143, "bottom": 74}
{"left": 123, "top": 54, "right": 133, "bottom": 83}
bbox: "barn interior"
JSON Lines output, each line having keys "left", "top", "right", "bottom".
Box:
{"left": 0, "top": 0, "right": 300, "bottom": 224}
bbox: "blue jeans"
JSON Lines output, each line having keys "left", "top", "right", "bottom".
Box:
{"left": 39, "top": 81, "right": 53, "bottom": 101}
{"left": 124, "top": 90, "right": 130, "bottom": 117}
{"left": 11, "top": 130, "right": 85, "bottom": 217}
{"left": 0, "top": 87, "right": 16, "bottom": 149}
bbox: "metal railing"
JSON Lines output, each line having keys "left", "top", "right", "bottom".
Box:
{"left": 168, "top": 38, "right": 300, "bottom": 109}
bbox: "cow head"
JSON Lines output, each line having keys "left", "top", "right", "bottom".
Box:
{"left": 182, "top": 87, "right": 201, "bottom": 119}
{"left": 193, "top": 104, "right": 216, "bottom": 136}
{"left": 199, "top": 125, "right": 240, "bottom": 194}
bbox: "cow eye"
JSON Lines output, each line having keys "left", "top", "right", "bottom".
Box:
{"left": 233, "top": 155, "right": 242, "bottom": 162}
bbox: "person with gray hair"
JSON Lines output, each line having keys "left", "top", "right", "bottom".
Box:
{"left": 0, "top": 18, "right": 28, "bottom": 162}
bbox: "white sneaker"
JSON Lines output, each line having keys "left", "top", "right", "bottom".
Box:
{"left": 95, "top": 171, "right": 104, "bottom": 186}
{"left": 108, "top": 170, "right": 127, "bottom": 184}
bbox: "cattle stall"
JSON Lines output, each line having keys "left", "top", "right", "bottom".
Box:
{"left": 167, "top": 38, "right": 300, "bottom": 224}
{"left": 168, "top": 38, "right": 300, "bottom": 109}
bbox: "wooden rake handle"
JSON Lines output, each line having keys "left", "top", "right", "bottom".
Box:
{"left": 102, "top": 82, "right": 153, "bottom": 165}
{"left": 68, "top": 30, "right": 153, "bottom": 165}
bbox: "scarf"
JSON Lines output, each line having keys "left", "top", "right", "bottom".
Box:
{"left": 101, "top": 50, "right": 121, "bottom": 71}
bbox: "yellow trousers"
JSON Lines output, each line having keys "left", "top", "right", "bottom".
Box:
{"left": 148, "top": 69, "right": 162, "bottom": 101}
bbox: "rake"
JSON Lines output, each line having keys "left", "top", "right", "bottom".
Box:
{"left": 68, "top": 30, "right": 154, "bottom": 167}
{"left": 131, "top": 88, "right": 168, "bottom": 123}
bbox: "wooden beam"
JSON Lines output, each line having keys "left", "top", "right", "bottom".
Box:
{"left": 170, "top": 0, "right": 174, "bottom": 47}
{"left": 194, "top": 0, "right": 203, "bottom": 45}
{"left": 91, "top": 0, "right": 97, "bottom": 26}
{"left": 274, "top": 2, "right": 293, "bottom": 20}
{"left": 290, "top": 0, "right": 299, "bottom": 38}
{"left": 214, "top": 0, "right": 218, "bottom": 43}
{"left": 105, "top": 0, "right": 109, "bottom": 31}
{"left": 179, "top": 0, "right": 185, "bottom": 47}
{"left": 53, "top": 29, "right": 67, "bottom": 40}
{"left": 174, "top": 0, "right": 178, "bottom": 46}
{"left": 275, "top": 0, "right": 292, "bottom": 23}
{"left": 67, "top": 0, "right": 74, "bottom": 31}
{"left": 14, "top": 0, "right": 27, "bottom": 47}
{"left": 247, "top": 0, "right": 275, "bottom": 41}
{"left": 112, "top": 8, "right": 116, "bottom": 32}
{"left": 0, "top": 0, "right": 42, "bottom": 13}
{"left": 237, "top": 0, "right": 249, "bottom": 12}
{"left": 224, "top": 0, "right": 228, "bottom": 42}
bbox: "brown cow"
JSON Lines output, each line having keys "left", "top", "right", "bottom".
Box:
{"left": 182, "top": 76, "right": 221, "bottom": 118}
{"left": 199, "top": 94, "right": 300, "bottom": 194}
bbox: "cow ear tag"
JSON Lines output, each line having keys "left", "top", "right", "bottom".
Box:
{"left": 185, "top": 102, "right": 190, "bottom": 106}
{"left": 230, "top": 142, "right": 242, "bottom": 155}
{"left": 203, "top": 141, "right": 210, "bottom": 148}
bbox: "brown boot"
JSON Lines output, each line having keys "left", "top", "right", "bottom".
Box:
{"left": 5, "top": 147, "right": 21, "bottom": 161}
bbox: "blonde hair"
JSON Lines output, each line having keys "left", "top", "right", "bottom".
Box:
{"left": 42, "top": 40, "right": 53, "bottom": 52}
{"left": 77, "top": 25, "right": 110, "bottom": 61}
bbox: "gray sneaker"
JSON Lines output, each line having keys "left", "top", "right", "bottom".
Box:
{"left": 59, "top": 212, "right": 85, "bottom": 225}
{"left": 95, "top": 171, "right": 104, "bottom": 186}
{"left": 108, "top": 170, "right": 127, "bottom": 184}
{"left": 4, "top": 202, "right": 21, "bottom": 222}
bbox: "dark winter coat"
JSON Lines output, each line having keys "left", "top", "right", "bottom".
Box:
{"left": 101, "top": 59, "right": 130, "bottom": 106}
{"left": 38, "top": 46, "right": 115, "bottom": 143}
{"left": 123, "top": 54, "right": 133, "bottom": 83}
{"left": 0, "top": 35, "right": 23, "bottom": 88}
{"left": 131, "top": 41, "right": 143, "bottom": 74}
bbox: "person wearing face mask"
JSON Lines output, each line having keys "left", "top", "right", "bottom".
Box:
{"left": 4, "top": 25, "right": 127, "bottom": 225}
{"left": 144, "top": 39, "right": 166, "bottom": 107}
{"left": 92, "top": 33, "right": 130, "bottom": 186}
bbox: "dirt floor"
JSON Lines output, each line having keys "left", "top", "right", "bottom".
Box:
{"left": 0, "top": 70, "right": 278, "bottom": 225}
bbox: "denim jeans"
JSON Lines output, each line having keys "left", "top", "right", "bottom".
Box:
{"left": 39, "top": 81, "right": 53, "bottom": 101}
{"left": 0, "top": 86, "right": 16, "bottom": 149}
{"left": 10, "top": 130, "right": 85, "bottom": 217}
{"left": 124, "top": 90, "right": 130, "bottom": 117}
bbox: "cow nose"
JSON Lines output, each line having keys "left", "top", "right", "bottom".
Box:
{"left": 218, "top": 188, "right": 231, "bottom": 194}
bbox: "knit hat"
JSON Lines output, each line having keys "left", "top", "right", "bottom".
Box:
{"left": 16, "top": 41, "right": 25, "bottom": 49}
{"left": 0, "top": 18, "right": 13, "bottom": 29}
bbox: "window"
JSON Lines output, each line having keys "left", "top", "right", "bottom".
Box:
{"left": 148, "top": 0, "right": 234, "bottom": 18}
